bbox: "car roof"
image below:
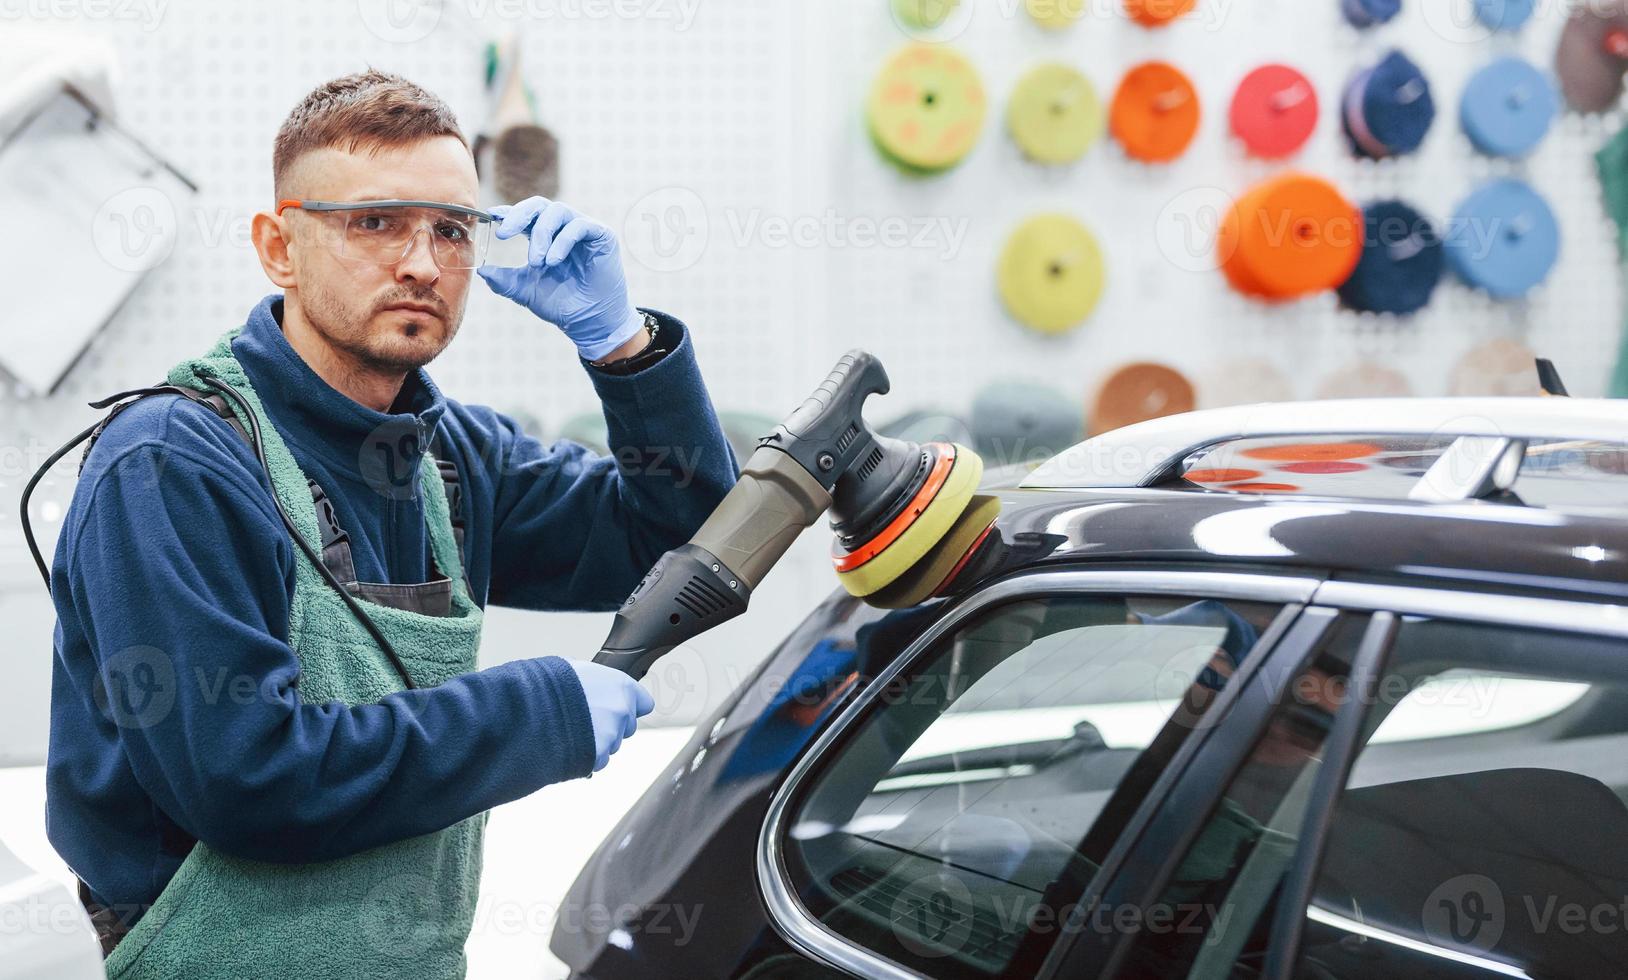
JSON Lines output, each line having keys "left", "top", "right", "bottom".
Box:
{"left": 985, "top": 484, "right": 1628, "bottom": 600}
{"left": 976, "top": 396, "right": 1628, "bottom": 601}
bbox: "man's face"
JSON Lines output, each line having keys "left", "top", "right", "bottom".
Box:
{"left": 280, "top": 136, "right": 480, "bottom": 374}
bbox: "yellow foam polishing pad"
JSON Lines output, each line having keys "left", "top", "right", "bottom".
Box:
{"left": 864, "top": 494, "right": 1001, "bottom": 609}
{"left": 997, "top": 213, "right": 1106, "bottom": 334}
{"left": 833, "top": 443, "right": 984, "bottom": 598}
{"left": 1008, "top": 63, "right": 1104, "bottom": 164}
{"left": 867, "top": 43, "right": 987, "bottom": 172}
{"left": 1026, "top": 0, "right": 1085, "bottom": 29}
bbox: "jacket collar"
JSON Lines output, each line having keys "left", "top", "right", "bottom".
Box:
{"left": 230, "top": 294, "right": 448, "bottom": 495}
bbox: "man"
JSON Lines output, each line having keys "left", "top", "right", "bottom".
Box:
{"left": 45, "top": 70, "right": 737, "bottom": 977}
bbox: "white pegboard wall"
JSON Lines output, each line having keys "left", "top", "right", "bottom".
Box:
{"left": 1, "top": 0, "right": 1626, "bottom": 749}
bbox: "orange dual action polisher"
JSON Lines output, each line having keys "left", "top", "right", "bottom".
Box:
{"left": 591, "top": 352, "right": 995, "bottom": 679}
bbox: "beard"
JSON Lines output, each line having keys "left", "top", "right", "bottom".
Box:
{"left": 299, "top": 278, "right": 462, "bottom": 374}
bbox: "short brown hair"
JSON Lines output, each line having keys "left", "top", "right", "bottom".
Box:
{"left": 273, "top": 69, "right": 467, "bottom": 197}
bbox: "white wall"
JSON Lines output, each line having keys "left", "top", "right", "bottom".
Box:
{"left": 2, "top": 0, "right": 1623, "bottom": 762}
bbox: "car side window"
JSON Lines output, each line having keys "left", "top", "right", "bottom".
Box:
{"left": 1111, "top": 612, "right": 1628, "bottom": 980}
{"left": 1293, "top": 618, "right": 1628, "bottom": 979}
{"left": 774, "top": 591, "right": 1285, "bottom": 980}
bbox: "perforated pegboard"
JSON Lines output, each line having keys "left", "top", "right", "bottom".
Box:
{"left": 2, "top": 0, "right": 1625, "bottom": 754}
{"left": 804, "top": 0, "right": 1625, "bottom": 417}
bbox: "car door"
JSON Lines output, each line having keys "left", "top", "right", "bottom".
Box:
{"left": 753, "top": 567, "right": 1325, "bottom": 980}
{"left": 1055, "top": 582, "right": 1628, "bottom": 979}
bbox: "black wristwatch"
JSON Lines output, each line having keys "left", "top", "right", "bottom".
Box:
{"left": 590, "top": 311, "right": 669, "bottom": 375}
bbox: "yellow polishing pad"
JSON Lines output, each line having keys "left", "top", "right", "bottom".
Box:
{"left": 867, "top": 43, "right": 987, "bottom": 172}
{"left": 864, "top": 494, "right": 1001, "bottom": 609}
{"left": 997, "top": 213, "right": 1106, "bottom": 334}
{"left": 1008, "top": 63, "right": 1103, "bottom": 164}
{"left": 1025, "top": 0, "right": 1084, "bottom": 29}
{"left": 833, "top": 443, "right": 984, "bottom": 598}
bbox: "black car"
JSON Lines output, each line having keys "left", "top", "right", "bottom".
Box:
{"left": 551, "top": 399, "right": 1628, "bottom": 980}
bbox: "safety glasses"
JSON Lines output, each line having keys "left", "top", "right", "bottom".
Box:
{"left": 276, "top": 199, "right": 495, "bottom": 270}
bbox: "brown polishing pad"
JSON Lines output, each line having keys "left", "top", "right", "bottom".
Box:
{"left": 493, "top": 123, "right": 561, "bottom": 202}
{"left": 1089, "top": 362, "right": 1196, "bottom": 435}
{"left": 862, "top": 494, "right": 1001, "bottom": 609}
{"left": 1557, "top": 5, "right": 1628, "bottom": 114}
{"left": 833, "top": 442, "right": 983, "bottom": 598}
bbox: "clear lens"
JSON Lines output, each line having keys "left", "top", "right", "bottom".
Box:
{"left": 333, "top": 205, "right": 492, "bottom": 270}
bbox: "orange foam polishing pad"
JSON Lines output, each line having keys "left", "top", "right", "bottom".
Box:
{"left": 1111, "top": 62, "right": 1200, "bottom": 163}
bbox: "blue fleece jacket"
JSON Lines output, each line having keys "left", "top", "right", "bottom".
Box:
{"left": 45, "top": 294, "right": 738, "bottom": 924}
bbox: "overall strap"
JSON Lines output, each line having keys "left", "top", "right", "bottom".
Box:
{"left": 81, "top": 385, "right": 472, "bottom": 602}
{"left": 428, "top": 427, "right": 468, "bottom": 572}
{"left": 310, "top": 425, "right": 473, "bottom": 605}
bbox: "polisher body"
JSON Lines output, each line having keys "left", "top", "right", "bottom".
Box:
{"left": 595, "top": 351, "right": 893, "bottom": 678}
{"left": 591, "top": 350, "right": 995, "bottom": 679}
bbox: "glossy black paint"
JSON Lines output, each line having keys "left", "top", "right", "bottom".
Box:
{"left": 549, "top": 486, "right": 1628, "bottom": 979}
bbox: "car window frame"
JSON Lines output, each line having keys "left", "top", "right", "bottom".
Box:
{"left": 1051, "top": 581, "right": 1628, "bottom": 979}
{"left": 755, "top": 566, "right": 1324, "bottom": 980}
{"left": 1047, "top": 604, "right": 1347, "bottom": 977}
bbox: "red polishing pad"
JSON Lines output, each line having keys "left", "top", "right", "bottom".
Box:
{"left": 1231, "top": 65, "right": 1319, "bottom": 158}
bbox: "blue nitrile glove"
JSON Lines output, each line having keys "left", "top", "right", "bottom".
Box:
{"left": 477, "top": 197, "right": 645, "bottom": 362}
{"left": 562, "top": 658, "right": 656, "bottom": 772}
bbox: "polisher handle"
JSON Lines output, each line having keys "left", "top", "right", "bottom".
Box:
{"left": 757, "top": 350, "right": 891, "bottom": 491}
{"left": 590, "top": 449, "right": 835, "bottom": 678}
{"left": 592, "top": 543, "right": 749, "bottom": 680}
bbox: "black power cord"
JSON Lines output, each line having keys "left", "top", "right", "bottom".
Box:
{"left": 21, "top": 378, "right": 417, "bottom": 691}
{"left": 20, "top": 418, "right": 106, "bottom": 590}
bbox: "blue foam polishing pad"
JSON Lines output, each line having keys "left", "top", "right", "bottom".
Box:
{"left": 1337, "top": 200, "right": 1445, "bottom": 315}
{"left": 1474, "top": 0, "right": 1536, "bottom": 31}
{"left": 1461, "top": 56, "right": 1558, "bottom": 157}
{"left": 969, "top": 381, "right": 1083, "bottom": 466}
{"left": 1343, "top": 51, "right": 1436, "bottom": 158}
{"left": 1342, "top": 0, "right": 1400, "bottom": 27}
{"left": 1445, "top": 179, "right": 1560, "bottom": 299}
